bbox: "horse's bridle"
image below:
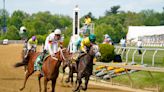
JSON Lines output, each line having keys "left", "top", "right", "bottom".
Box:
{"left": 51, "top": 48, "right": 66, "bottom": 61}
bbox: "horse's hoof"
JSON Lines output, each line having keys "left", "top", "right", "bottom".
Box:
{"left": 82, "top": 87, "right": 87, "bottom": 91}
{"left": 72, "top": 89, "right": 77, "bottom": 92}
{"left": 65, "top": 80, "right": 70, "bottom": 83}
{"left": 72, "top": 89, "right": 80, "bottom": 92}
{"left": 19, "top": 88, "right": 24, "bottom": 91}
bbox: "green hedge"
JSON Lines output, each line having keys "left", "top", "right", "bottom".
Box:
{"left": 99, "top": 44, "right": 115, "bottom": 62}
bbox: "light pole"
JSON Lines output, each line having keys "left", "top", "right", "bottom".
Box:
{"left": 3, "top": 0, "right": 7, "bottom": 33}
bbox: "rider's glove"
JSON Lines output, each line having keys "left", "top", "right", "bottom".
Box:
{"left": 60, "top": 45, "right": 63, "bottom": 49}
{"left": 51, "top": 53, "right": 55, "bottom": 57}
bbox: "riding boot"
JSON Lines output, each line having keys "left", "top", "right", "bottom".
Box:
{"left": 39, "top": 50, "right": 47, "bottom": 65}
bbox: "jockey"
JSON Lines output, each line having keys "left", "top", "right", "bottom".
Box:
{"left": 84, "top": 15, "right": 91, "bottom": 26}
{"left": 74, "top": 36, "right": 83, "bottom": 51}
{"left": 84, "top": 15, "right": 91, "bottom": 36}
{"left": 76, "top": 34, "right": 96, "bottom": 67}
{"left": 44, "top": 29, "right": 63, "bottom": 56}
{"left": 103, "top": 34, "right": 113, "bottom": 45}
{"left": 27, "top": 36, "right": 38, "bottom": 51}
{"left": 34, "top": 29, "right": 64, "bottom": 72}
{"left": 80, "top": 34, "right": 96, "bottom": 53}
{"left": 20, "top": 26, "right": 28, "bottom": 40}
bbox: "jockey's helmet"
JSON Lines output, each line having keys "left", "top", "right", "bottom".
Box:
{"left": 89, "top": 34, "right": 96, "bottom": 43}
{"left": 20, "top": 26, "right": 26, "bottom": 32}
{"left": 104, "top": 34, "right": 110, "bottom": 39}
{"left": 54, "top": 29, "right": 61, "bottom": 35}
{"left": 32, "top": 36, "right": 36, "bottom": 41}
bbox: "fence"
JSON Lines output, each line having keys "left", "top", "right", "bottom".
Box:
{"left": 0, "top": 40, "right": 24, "bottom": 44}
{"left": 114, "top": 46, "right": 164, "bottom": 67}
{"left": 96, "top": 46, "right": 164, "bottom": 92}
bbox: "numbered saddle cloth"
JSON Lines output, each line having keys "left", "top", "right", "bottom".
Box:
{"left": 34, "top": 53, "right": 49, "bottom": 71}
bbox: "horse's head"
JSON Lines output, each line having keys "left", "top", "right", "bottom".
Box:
{"left": 24, "top": 46, "right": 36, "bottom": 59}
{"left": 30, "top": 45, "right": 36, "bottom": 52}
{"left": 89, "top": 44, "right": 101, "bottom": 58}
{"left": 54, "top": 48, "right": 67, "bottom": 62}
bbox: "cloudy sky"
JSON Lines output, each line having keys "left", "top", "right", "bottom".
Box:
{"left": 1, "top": 0, "right": 164, "bottom": 18}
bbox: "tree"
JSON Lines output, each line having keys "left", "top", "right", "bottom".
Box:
{"left": 140, "top": 10, "right": 160, "bottom": 26}
{"left": 105, "top": 5, "right": 120, "bottom": 16}
{"left": 5, "top": 25, "right": 20, "bottom": 40}
{"left": 10, "top": 10, "right": 29, "bottom": 29}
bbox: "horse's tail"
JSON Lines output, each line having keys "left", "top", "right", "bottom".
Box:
{"left": 14, "top": 62, "right": 27, "bottom": 67}
{"left": 14, "top": 59, "right": 28, "bottom": 67}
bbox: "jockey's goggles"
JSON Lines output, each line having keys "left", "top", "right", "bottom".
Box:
{"left": 55, "top": 34, "right": 61, "bottom": 37}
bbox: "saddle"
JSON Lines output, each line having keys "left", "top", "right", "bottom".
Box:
{"left": 34, "top": 52, "right": 49, "bottom": 71}
{"left": 71, "top": 52, "right": 87, "bottom": 64}
{"left": 71, "top": 52, "right": 79, "bottom": 63}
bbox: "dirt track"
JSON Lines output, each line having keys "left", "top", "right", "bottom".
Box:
{"left": 0, "top": 44, "right": 132, "bottom": 92}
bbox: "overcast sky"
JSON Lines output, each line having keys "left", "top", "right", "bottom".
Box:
{"left": 1, "top": 0, "right": 164, "bottom": 18}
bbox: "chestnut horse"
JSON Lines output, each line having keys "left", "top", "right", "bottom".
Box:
{"left": 15, "top": 48, "right": 66, "bottom": 92}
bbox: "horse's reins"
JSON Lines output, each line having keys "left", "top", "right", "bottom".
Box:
{"left": 51, "top": 48, "right": 66, "bottom": 61}
{"left": 60, "top": 48, "right": 66, "bottom": 61}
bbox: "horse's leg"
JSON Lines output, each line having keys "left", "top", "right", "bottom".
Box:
{"left": 24, "top": 66, "right": 28, "bottom": 75}
{"left": 82, "top": 76, "right": 90, "bottom": 91}
{"left": 20, "top": 70, "right": 34, "bottom": 91}
{"left": 70, "top": 73, "right": 74, "bottom": 86}
{"left": 38, "top": 73, "right": 43, "bottom": 92}
{"left": 51, "top": 79, "right": 57, "bottom": 92}
{"left": 44, "top": 77, "right": 48, "bottom": 92}
{"left": 65, "top": 65, "right": 73, "bottom": 83}
{"left": 70, "top": 66, "right": 74, "bottom": 86}
{"left": 61, "top": 62, "right": 67, "bottom": 82}
{"left": 73, "top": 73, "right": 82, "bottom": 92}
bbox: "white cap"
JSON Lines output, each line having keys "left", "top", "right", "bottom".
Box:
{"left": 20, "top": 26, "right": 26, "bottom": 33}
{"left": 104, "top": 34, "right": 110, "bottom": 38}
{"left": 54, "top": 29, "right": 61, "bottom": 35}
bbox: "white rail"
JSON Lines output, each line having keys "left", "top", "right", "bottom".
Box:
{"left": 115, "top": 46, "right": 164, "bottom": 67}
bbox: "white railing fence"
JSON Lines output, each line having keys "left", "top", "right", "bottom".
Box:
{"left": 115, "top": 46, "right": 164, "bottom": 67}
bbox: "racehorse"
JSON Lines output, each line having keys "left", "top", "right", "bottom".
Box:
{"left": 60, "top": 49, "right": 79, "bottom": 86}
{"left": 21, "top": 41, "right": 36, "bottom": 72}
{"left": 60, "top": 49, "right": 75, "bottom": 85}
{"left": 73, "top": 44, "right": 101, "bottom": 92}
{"left": 64, "top": 54, "right": 78, "bottom": 86}
{"left": 15, "top": 48, "right": 66, "bottom": 92}
{"left": 21, "top": 40, "right": 28, "bottom": 72}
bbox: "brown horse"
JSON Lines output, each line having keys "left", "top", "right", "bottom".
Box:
{"left": 21, "top": 41, "right": 28, "bottom": 72}
{"left": 15, "top": 48, "right": 66, "bottom": 92}
{"left": 21, "top": 43, "right": 36, "bottom": 72}
{"left": 73, "top": 44, "right": 101, "bottom": 92}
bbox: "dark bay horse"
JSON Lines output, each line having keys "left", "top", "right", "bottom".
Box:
{"left": 60, "top": 49, "right": 72, "bottom": 83}
{"left": 73, "top": 44, "right": 101, "bottom": 92}
{"left": 64, "top": 54, "right": 78, "bottom": 85}
{"left": 15, "top": 48, "right": 66, "bottom": 92}
{"left": 61, "top": 50, "right": 78, "bottom": 86}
